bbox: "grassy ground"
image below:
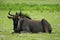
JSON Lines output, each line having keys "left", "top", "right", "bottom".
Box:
{"left": 0, "top": 10, "right": 60, "bottom": 40}
{"left": 0, "top": 0, "right": 60, "bottom": 40}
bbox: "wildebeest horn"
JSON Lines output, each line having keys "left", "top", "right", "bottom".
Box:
{"left": 7, "top": 15, "right": 13, "bottom": 19}
{"left": 8, "top": 9, "right": 14, "bottom": 16}
{"left": 19, "top": 9, "right": 23, "bottom": 16}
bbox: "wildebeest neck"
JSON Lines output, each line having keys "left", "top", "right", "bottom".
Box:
{"left": 19, "top": 19, "right": 25, "bottom": 31}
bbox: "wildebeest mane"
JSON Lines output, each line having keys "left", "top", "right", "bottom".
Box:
{"left": 19, "top": 11, "right": 31, "bottom": 19}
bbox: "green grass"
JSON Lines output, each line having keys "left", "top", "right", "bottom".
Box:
{"left": 0, "top": 0, "right": 60, "bottom": 4}
{"left": 0, "top": 0, "right": 60, "bottom": 11}
{"left": 0, "top": 3, "right": 60, "bottom": 12}
{"left": 0, "top": 0, "right": 60, "bottom": 40}
{"left": 0, "top": 10, "right": 60, "bottom": 40}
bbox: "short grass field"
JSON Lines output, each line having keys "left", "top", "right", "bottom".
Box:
{"left": 0, "top": 0, "right": 60, "bottom": 40}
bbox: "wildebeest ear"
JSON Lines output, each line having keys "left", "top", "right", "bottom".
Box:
{"left": 7, "top": 16, "right": 13, "bottom": 19}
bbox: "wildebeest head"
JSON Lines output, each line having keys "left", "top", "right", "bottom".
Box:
{"left": 7, "top": 10, "right": 20, "bottom": 33}
{"left": 7, "top": 10, "right": 31, "bottom": 33}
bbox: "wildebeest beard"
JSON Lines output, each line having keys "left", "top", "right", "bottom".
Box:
{"left": 13, "top": 18, "right": 19, "bottom": 30}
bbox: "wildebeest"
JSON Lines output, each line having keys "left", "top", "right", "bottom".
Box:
{"left": 7, "top": 10, "right": 52, "bottom": 33}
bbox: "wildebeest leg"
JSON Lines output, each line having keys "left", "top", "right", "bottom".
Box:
{"left": 22, "top": 26, "right": 31, "bottom": 32}
{"left": 22, "top": 21, "right": 31, "bottom": 32}
{"left": 26, "top": 26, "right": 31, "bottom": 32}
